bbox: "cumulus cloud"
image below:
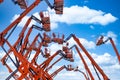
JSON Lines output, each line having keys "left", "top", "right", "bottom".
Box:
{"left": 48, "top": 5, "right": 117, "bottom": 27}
{"left": 49, "top": 43, "right": 63, "bottom": 55}
{"left": 91, "top": 52, "right": 117, "bottom": 65}
{"left": 80, "top": 38, "right": 96, "bottom": 49}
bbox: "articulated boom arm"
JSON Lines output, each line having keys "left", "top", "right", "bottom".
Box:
{"left": 73, "top": 35, "right": 109, "bottom": 80}
{"left": 0, "top": 0, "right": 41, "bottom": 46}
{"left": 96, "top": 35, "right": 120, "bottom": 64}
{"left": 64, "top": 34, "right": 110, "bottom": 80}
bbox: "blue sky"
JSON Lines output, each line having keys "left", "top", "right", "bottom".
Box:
{"left": 0, "top": 0, "right": 120, "bottom": 80}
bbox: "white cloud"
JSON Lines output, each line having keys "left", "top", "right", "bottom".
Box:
{"left": 51, "top": 22, "right": 59, "bottom": 30}
{"left": 89, "top": 13, "right": 117, "bottom": 25}
{"left": 55, "top": 71, "right": 85, "bottom": 80}
{"left": 49, "top": 43, "right": 63, "bottom": 54}
{"left": 10, "top": 14, "right": 37, "bottom": 28}
{"left": 80, "top": 38, "right": 96, "bottom": 49}
{"left": 74, "top": 50, "right": 119, "bottom": 68}
{"left": 91, "top": 52, "right": 117, "bottom": 65}
{"left": 0, "top": 71, "right": 9, "bottom": 79}
{"left": 33, "top": 12, "right": 41, "bottom": 20}
{"left": 0, "top": 51, "right": 5, "bottom": 59}
{"left": 48, "top": 5, "right": 117, "bottom": 26}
